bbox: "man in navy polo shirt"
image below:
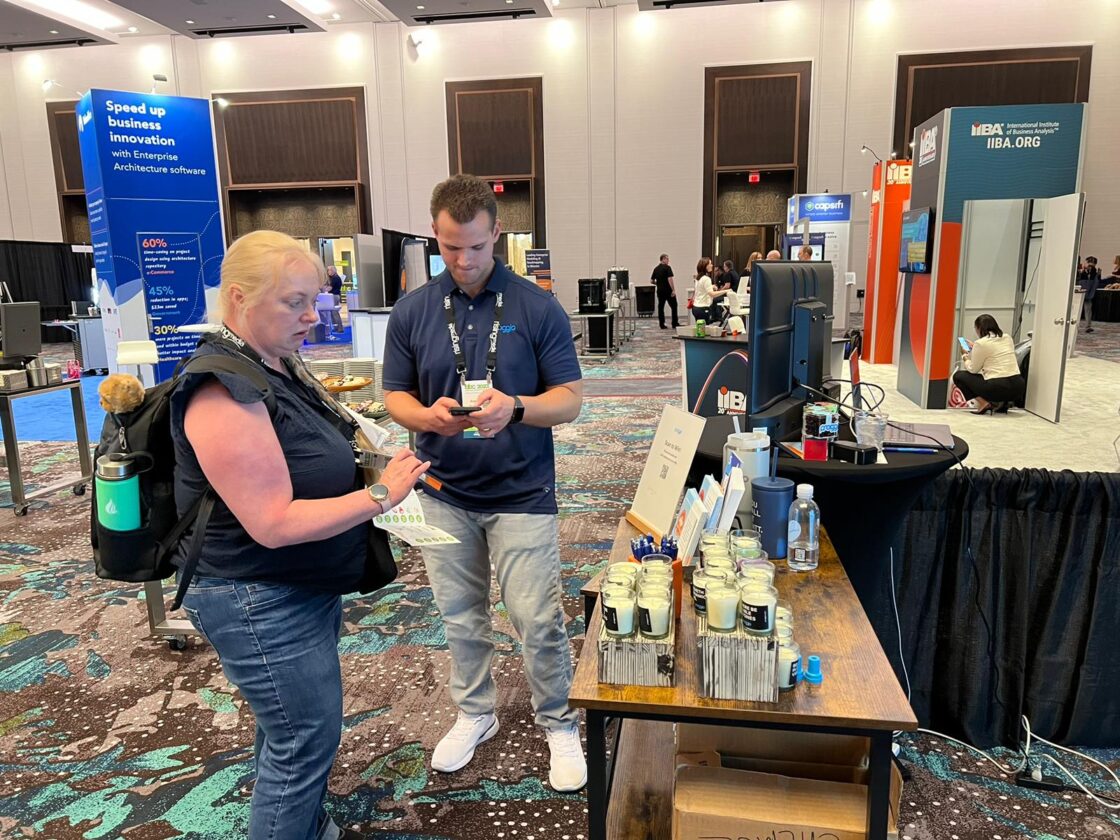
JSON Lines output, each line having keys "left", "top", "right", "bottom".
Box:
{"left": 382, "top": 174, "right": 586, "bottom": 792}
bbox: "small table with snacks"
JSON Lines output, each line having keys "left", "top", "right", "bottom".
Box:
{"left": 570, "top": 518, "right": 916, "bottom": 840}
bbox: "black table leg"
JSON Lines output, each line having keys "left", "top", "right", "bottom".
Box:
{"left": 586, "top": 710, "right": 607, "bottom": 840}
{"left": 866, "top": 730, "right": 893, "bottom": 839}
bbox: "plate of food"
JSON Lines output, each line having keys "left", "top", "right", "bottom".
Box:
{"left": 318, "top": 374, "right": 373, "bottom": 393}
{"left": 344, "top": 398, "right": 389, "bottom": 420}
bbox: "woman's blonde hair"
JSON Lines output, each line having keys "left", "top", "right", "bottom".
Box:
{"left": 217, "top": 230, "right": 325, "bottom": 320}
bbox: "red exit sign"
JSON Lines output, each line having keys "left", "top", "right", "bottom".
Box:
{"left": 492, "top": 182, "right": 504, "bottom": 193}
{"left": 748, "top": 171, "right": 761, "bottom": 184}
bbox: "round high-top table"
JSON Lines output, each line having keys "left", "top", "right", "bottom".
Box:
{"left": 693, "top": 416, "right": 968, "bottom": 639}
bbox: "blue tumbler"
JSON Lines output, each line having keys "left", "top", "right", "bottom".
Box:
{"left": 751, "top": 476, "right": 795, "bottom": 559}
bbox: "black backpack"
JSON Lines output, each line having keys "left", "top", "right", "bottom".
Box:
{"left": 91, "top": 355, "right": 276, "bottom": 610}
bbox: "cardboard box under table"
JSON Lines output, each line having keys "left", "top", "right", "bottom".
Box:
{"left": 569, "top": 518, "right": 915, "bottom": 840}
{"left": 674, "top": 725, "right": 902, "bottom": 840}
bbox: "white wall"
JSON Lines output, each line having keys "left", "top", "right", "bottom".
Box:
{"left": 0, "top": 0, "right": 1117, "bottom": 315}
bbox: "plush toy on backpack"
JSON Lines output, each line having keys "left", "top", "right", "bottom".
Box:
{"left": 97, "top": 373, "right": 145, "bottom": 414}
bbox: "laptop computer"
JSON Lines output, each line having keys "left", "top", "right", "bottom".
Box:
{"left": 882, "top": 421, "right": 955, "bottom": 449}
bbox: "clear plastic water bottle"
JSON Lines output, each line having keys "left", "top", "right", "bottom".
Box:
{"left": 787, "top": 483, "right": 819, "bottom": 572}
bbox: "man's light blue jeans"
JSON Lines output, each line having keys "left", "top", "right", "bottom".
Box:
{"left": 419, "top": 494, "right": 577, "bottom": 730}
{"left": 183, "top": 577, "right": 345, "bottom": 840}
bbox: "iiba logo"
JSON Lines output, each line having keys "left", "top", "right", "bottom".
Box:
{"left": 918, "top": 126, "right": 938, "bottom": 165}
{"left": 971, "top": 122, "right": 1004, "bottom": 136}
{"left": 717, "top": 386, "right": 746, "bottom": 414}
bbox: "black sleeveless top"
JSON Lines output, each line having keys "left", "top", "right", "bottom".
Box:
{"left": 170, "top": 335, "right": 366, "bottom": 591}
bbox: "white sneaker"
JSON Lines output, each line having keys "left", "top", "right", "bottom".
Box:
{"left": 431, "top": 711, "right": 499, "bottom": 773}
{"left": 545, "top": 724, "right": 587, "bottom": 792}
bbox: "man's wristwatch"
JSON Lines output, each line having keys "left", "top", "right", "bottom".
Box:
{"left": 509, "top": 395, "right": 525, "bottom": 425}
{"left": 367, "top": 483, "right": 390, "bottom": 513}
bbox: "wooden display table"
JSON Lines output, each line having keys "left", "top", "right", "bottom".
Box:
{"left": 570, "top": 518, "right": 916, "bottom": 840}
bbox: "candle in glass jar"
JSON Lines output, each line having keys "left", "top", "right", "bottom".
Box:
{"left": 706, "top": 582, "right": 740, "bottom": 632}
{"left": 737, "top": 560, "right": 776, "bottom": 587}
{"left": 691, "top": 568, "right": 730, "bottom": 615}
{"left": 739, "top": 584, "right": 778, "bottom": 635}
{"left": 606, "top": 567, "right": 638, "bottom": 590}
{"left": 602, "top": 588, "right": 636, "bottom": 637}
{"left": 705, "top": 556, "right": 736, "bottom": 576}
{"left": 777, "top": 637, "right": 801, "bottom": 690}
{"left": 776, "top": 601, "right": 794, "bottom": 629}
{"left": 638, "top": 591, "right": 671, "bottom": 639}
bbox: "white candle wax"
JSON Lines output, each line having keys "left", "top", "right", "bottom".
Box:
{"left": 638, "top": 594, "right": 671, "bottom": 638}
{"left": 706, "top": 585, "right": 739, "bottom": 631}
{"left": 776, "top": 605, "right": 794, "bottom": 627}
{"left": 603, "top": 593, "right": 636, "bottom": 637}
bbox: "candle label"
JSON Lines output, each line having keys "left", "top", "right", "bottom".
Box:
{"left": 691, "top": 582, "right": 707, "bottom": 614}
{"left": 741, "top": 601, "right": 770, "bottom": 632}
{"left": 603, "top": 604, "right": 619, "bottom": 632}
{"left": 638, "top": 605, "right": 653, "bottom": 634}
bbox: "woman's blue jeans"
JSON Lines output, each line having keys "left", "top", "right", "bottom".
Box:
{"left": 183, "top": 577, "right": 345, "bottom": 840}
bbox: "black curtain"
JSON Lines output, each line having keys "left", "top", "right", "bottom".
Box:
{"left": 0, "top": 240, "right": 93, "bottom": 344}
{"left": 896, "top": 468, "right": 1120, "bottom": 748}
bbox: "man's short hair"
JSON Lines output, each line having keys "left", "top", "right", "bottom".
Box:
{"left": 430, "top": 174, "right": 498, "bottom": 227}
{"left": 766, "top": 250, "right": 782, "bottom": 260}
{"left": 799, "top": 245, "right": 813, "bottom": 258}
{"left": 722, "top": 260, "right": 733, "bottom": 270}
{"left": 659, "top": 253, "right": 669, "bottom": 261}
{"left": 1086, "top": 256, "right": 1098, "bottom": 264}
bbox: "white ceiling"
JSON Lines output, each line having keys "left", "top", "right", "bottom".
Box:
{"left": 0, "top": 0, "right": 781, "bottom": 47}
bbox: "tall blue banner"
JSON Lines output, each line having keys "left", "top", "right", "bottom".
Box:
{"left": 76, "top": 89, "right": 223, "bottom": 382}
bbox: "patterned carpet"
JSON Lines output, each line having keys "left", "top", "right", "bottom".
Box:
{"left": 2, "top": 319, "right": 1119, "bottom": 839}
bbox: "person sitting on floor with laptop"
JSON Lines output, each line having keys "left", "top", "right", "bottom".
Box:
{"left": 953, "top": 313, "right": 1025, "bottom": 415}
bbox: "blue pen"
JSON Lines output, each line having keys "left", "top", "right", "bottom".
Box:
{"left": 883, "top": 447, "right": 939, "bottom": 454}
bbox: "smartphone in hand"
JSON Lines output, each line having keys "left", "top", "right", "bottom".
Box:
{"left": 448, "top": 405, "right": 482, "bottom": 416}
{"left": 957, "top": 336, "right": 972, "bottom": 353}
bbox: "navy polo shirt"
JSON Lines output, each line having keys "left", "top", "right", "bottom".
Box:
{"left": 382, "top": 260, "right": 581, "bottom": 514}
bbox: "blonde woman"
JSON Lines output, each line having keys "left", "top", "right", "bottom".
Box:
{"left": 171, "top": 230, "right": 427, "bottom": 840}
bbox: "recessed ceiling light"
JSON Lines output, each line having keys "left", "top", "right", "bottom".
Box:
{"left": 49, "top": 29, "right": 59, "bottom": 34}
{"left": 416, "top": 4, "right": 424, "bottom": 7}
{"left": 186, "top": 19, "right": 195, "bottom": 24}
{"left": 331, "top": 11, "right": 341, "bottom": 18}
{"left": 128, "top": 26, "right": 138, "bottom": 32}
{"left": 506, "top": 1, "right": 514, "bottom": 4}
{"left": 267, "top": 13, "right": 276, "bottom": 18}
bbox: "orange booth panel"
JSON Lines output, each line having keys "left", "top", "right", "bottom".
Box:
{"left": 864, "top": 161, "right": 912, "bottom": 364}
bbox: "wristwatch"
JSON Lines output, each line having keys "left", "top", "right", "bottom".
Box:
{"left": 509, "top": 395, "right": 525, "bottom": 425}
{"left": 367, "top": 483, "right": 390, "bottom": 510}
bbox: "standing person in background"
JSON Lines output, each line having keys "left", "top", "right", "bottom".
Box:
{"left": 382, "top": 174, "right": 587, "bottom": 792}
{"left": 692, "top": 257, "right": 726, "bottom": 323}
{"left": 1077, "top": 256, "right": 1101, "bottom": 333}
{"left": 324, "top": 266, "right": 345, "bottom": 333}
{"left": 651, "top": 253, "right": 679, "bottom": 330}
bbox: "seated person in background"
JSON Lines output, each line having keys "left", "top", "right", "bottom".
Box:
{"left": 797, "top": 244, "right": 814, "bottom": 261}
{"left": 720, "top": 260, "right": 739, "bottom": 291}
{"left": 765, "top": 249, "right": 782, "bottom": 260}
{"left": 739, "top": 251, "right": 762, "bottom": 295}
{"left": 1111, "top": 255, "right": 1120, "bottom": 279}
{"left": 953, "top": 313, "right": 1025, "bottom": 415}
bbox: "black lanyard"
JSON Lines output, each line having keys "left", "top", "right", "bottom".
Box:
{"left": 207, "top": 326, "right": 360, "bottom": 455}
{"left": 443, "top": 290, "right": 504, "bottom": 383}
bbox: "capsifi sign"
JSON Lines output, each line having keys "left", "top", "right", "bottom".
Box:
{"left": 794, "top": 194, "right": 851, "bottom": 223}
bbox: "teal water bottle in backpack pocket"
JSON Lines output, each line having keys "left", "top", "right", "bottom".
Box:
{"left": 96, "top": 453, "right": 150, "bottom": 531}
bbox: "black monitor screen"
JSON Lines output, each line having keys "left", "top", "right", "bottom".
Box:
{"left": 747, "top": 261, "right": 834, "bottom": 413}
{"left": 899, "top": 207, "right": 934, "bottom": 273}
{"left": 1, "top": 302, "right": 42, "bottom": 358}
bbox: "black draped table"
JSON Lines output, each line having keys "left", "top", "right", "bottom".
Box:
{"left": 1093, "top": 288, "right": 1120, "bottom": 322}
